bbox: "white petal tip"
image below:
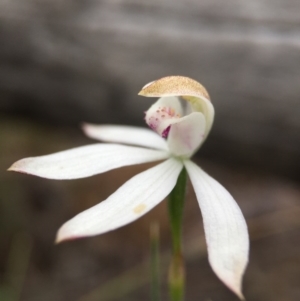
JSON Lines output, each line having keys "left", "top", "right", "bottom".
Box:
{"left": 55, "top": 229, "right": 67, "bottom": 244}
{"left": 55, "top": 235, "right": 63, "bottom": 244}
{"left": 211, "top": 252, "right": 247, "bottom": 299}
{"left": 229, "top": 285, "right": 245, "bottom": 300}
{"left": 55, "top": 235, "right": 73, "bottom": 244}
{"left": 7, "top": 161, "right": 29, "bottom": 174}
{"left": 55, "top": 226, "right": 82, "bottom": 244}
{"left": 81, "top": 122, "right": 93, "bottom": 136}
{"left": 236, "top": 291, "right": 246, "bottom": 301}
{"left": 8, "top": 162, "right": 17, "bottom": 171}
{"left": 216, "top": 269, "right": 246, "bottom": 300}
{"left": 81, "top": 122, "right": 90, "bottom": 131}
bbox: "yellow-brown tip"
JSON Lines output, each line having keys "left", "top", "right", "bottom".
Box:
{"left": 138, "top": 75, "right": 210, "bottom": 100}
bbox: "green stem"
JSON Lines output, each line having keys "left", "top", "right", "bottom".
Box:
{"left": 167, "top": 168, "right": 187, "bottom": 301}
{"left": 150, "top": 222, "right": 161, "bottom": 301}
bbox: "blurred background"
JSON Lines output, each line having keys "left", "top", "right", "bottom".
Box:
{"left": 1, "top": 0, "right": 300, "bottom": 300}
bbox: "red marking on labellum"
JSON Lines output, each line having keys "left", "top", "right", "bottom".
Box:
{"left": 162, "top": 125, "right": 171, "bottom": 138}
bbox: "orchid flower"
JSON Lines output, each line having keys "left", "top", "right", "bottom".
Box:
{"left": 9, "top": 76, "right": 249, "bottom": 298}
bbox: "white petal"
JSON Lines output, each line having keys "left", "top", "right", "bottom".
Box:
{"left": 167, "top": 112, "right": 205, "bottom": 158}
{"left": 184, "top": 96, "right": 214, "bottom": 140}
{"left": 144, "top": 96, "right": 183, "bottom": 137}
{"left": 184, "top": 160, "right": 249, "bottom": 299}
{"left": 8, "top": 144, "right": 170, "bottom": 179}
{"left": 56, "top": 158, "right": 183, "bottom": 241}
{"left": 82, "top": 124, "right": 168, "bottom": 150}
{"left": 145, "top": 96, "right": 183, "bottom": 117}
